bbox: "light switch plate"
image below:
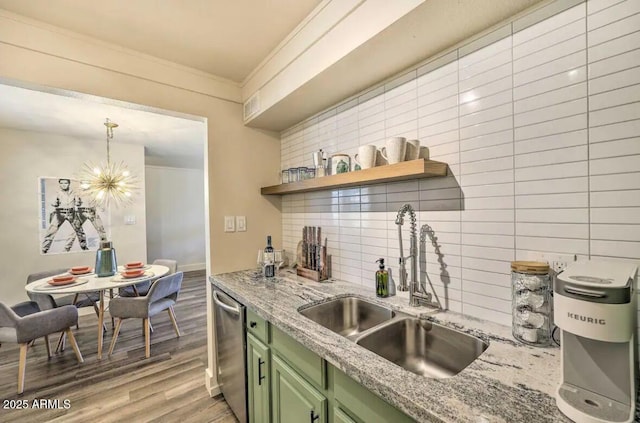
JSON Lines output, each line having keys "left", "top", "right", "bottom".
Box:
{"left": 224, "top": 216, "right": 235, "bottom": 232}
{"left": 236, "top": 216, "right": 246, "bottom": 232}
{"left": 124, "top": 215, "right": 136, "bottom": 225}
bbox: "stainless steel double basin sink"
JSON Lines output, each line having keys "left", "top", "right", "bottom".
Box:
{"left": 298, "top": 296, "right": 488, "bottom": 379}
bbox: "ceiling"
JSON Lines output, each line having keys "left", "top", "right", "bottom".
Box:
{"left": 0, "top": 0, "right": 322, "bottom": 83}
{"left": 0, "top": 83, "right": 207, "bottom": 169}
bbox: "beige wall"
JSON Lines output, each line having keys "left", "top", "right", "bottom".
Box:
{"left": 0, "top": 128, "right": 147, "bottom": 306}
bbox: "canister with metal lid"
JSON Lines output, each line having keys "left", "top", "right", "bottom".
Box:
{"left": 511, "top": 261, "right": 552, "bottom": 346}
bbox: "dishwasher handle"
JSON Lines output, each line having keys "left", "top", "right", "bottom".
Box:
{"left": 213, "top": 290, "right": 241, "bottom": 316}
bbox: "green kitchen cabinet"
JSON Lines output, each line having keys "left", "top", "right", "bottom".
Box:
{"left": 333, "top": 406, "right": 357, "bottom": 423}
{"left": 247, "top": 333, "right": 270, "bottom": 423}
{"left": 271, "top": 354, "right": 327, "bottom": 423}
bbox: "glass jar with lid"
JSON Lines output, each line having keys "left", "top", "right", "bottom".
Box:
{"left": 511, "top": 261, "right": 552, "bottom": 346}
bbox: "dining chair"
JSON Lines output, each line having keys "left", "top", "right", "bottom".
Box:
{"left": 118, "top": 259, "right": 178, "bottom": 297}
{"left": 26, "top": 269, "right": 101, "bottom": 314}
{"left": 0, "top": 302, "right": 83, "bottom": 394}
{"left": 108, "top": 271, "right": 183, "bottom": 358}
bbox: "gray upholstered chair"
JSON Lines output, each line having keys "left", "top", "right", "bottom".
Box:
{"left": 27, "top": 269, "right": 101, "bottom": 312}
{"left": 118, "top": 259, "right": 178, "bottom": 297}
{"left": 108, "top": 271, "right": 183, "bottom": 358}
{"left": 0, "top": 302, "right": 83, "bottom": 394}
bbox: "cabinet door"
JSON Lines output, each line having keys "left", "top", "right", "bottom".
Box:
{"left": 333, "top": 407, "right": 356, "bottom": 423}
{"left": 247, "top": 333, "right": 270, "bottom": 423}
{"left": 271, "top": 354, "right": 327, "bottom": 423}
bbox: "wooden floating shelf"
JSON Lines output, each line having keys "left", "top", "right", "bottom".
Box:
{"left": 261, "top": 159, "right": 448, "bottom": 195}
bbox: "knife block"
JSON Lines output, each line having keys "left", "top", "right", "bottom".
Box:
{"left": 297, "top": 255, "right": 331, "bottom": 282}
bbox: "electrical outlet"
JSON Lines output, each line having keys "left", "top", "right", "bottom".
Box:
{"left": 551, "top": 260, "right": 568, "bottom": 274}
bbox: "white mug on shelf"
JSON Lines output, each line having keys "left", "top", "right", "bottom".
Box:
{"left": 354, "top": 145, "right": 377, "bottom": 170}
{"left": 419, "top": 146, "right": 430, "bottom": 160}
{"left": 405, "top": 139, "right": 420, "bottom": 161}
{"left": 380, "top": 137, "right": 406, "bottom": 164}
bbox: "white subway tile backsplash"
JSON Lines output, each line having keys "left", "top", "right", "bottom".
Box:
{"left": 516, "top": 192, "right": 589, "bottom": 209}
{"left": 589, "top": 12, "right": 640, "bottom": 47}
{"left": 459, "top": 76, "right": 512, "bottom": 105}
{"left": 591, "top": 190, "right": 640, "bottom": 207}
{"left": 591, "top": 172, "right": 640, "bottom": 190}
{"left": 514, "top": 83, "right": 587, "bottom": 115}
{"left": 513, "top": 34, "right": 586, "bottom": 74}
{"left": 460, "top": 129, "right": 513, "bottom": 151}
{"left": 513, "top": 18, "right": 586, "bottom": 60}
{"left": 591, "top": 207, "right": 640, "bottom": 224}
{"left": 280, "top": 2, "right": 640, "bottom": 329}
{"left": 515, "top": 113, "right": 587, "bottom": 141}
{"left": 514, "top": 67, "right": 587, "bottom": 101}
{"left": 591, "top": 240, "right": 640, "bottom": 259}
{"left": 591, "top": 224, "right": 640, "bottom": 241}
{"left": 590, "top": 31, "right": 640, "bottom": 64}
{"left": 460, "top": 103, "right": 513, "bottom": 128}
{"left": 590, "top": 101, "right": 640, "bottom": 126}
{"left": 591, "top": 155, "right": 640, "bottom": 175}
{"left": 515, "top": 98, "right": 587, "bottom": 128}
{"left": 513, "top": 4, "right": 585, "bottom": 46}
{"left": 516, "top": 235, "right": 589, "bottom": 255}
{"left": 589, "top": 84, "right": 640, "bottom": 111}
{"left": 516, "top": 208, "right": 589, "bottom": 223}
{"left": 587, "top": 0, "right": 640, "bottom": 31}
{"left": 515, "top": 161, "right": 588, "bottom": 182}
{"left": 588, "top": 0, "right": 626, "bottom": 15}
{"left": 589, "top": 119, "right": 640, "bottom": 143}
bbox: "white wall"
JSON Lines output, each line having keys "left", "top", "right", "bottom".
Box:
{"left": 280, "top": 0, "right": 640, "bottom": 331}
{"left": 0, "top": 127, "right": 147, "bottom": 306}
{"left": 145, "top": 165, "right": 206, "bottom": 271}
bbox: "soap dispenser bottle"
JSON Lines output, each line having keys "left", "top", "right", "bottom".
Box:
{"left": 375, "top": 258, "right": 389, "bottom": 298}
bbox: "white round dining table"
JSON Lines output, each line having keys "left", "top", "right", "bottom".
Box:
{"left": 26, "top": 264, "right": 170, "bottom": 359}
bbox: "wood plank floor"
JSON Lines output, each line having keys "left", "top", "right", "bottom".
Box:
{"left": 0, "top": 270, "right": 238, "bottom": 423}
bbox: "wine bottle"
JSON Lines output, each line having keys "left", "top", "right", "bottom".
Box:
{"left": 264, "top": 236, "right": 275, "bottom": 278}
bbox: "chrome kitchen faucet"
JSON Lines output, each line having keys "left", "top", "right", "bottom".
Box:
{"left": 395, "top": 203, "right": 440, "bottom": 308}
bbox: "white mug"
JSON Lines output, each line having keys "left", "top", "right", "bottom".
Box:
{"left": 405, "top": 139, "right": 420, "bottom": 161}
{"left": 418, "top": 146, "right": 430, "bottom": 160}
{"left": 380, "top": 137, "right": 406, "bottom": 164}
{"left": 354, "top": 145, "right": 377, "bottom": 169}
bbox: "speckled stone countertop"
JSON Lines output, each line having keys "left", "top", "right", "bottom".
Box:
{"left": 210, "top": 269, "right": 571, "bottom": 423}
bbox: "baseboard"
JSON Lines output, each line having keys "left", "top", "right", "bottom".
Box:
{"left": 205, "top": 367, "right": 221, "bottom": 397}
{"left": 180, "top": 262, "right": 206, "bottom": 272}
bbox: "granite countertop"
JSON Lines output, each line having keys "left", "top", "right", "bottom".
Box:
{"left": 210, "top": 269, "right": 571, "bottom": 423}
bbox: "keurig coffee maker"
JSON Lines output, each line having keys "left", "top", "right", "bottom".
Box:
{"left": 554, "top": 260, "right": 638, "bottom": 423}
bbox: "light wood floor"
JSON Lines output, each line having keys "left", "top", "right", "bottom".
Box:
{"left": 0, "top": 270, "right": 238, "bottom": 423}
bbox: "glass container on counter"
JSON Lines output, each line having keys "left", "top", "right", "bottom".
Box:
{"left": 511, "top": 261, "right": 552, "bottom": 346}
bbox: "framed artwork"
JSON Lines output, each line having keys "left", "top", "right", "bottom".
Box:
{"left": 39, "top": 177, "right": 110, "bottom": 255}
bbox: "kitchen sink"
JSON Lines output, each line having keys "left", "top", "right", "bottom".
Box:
{"left": 356, "top": 317, "right": 488, "bottom": 378}
{"left": 299, "top": 296, "right": 394, "bottom": 338}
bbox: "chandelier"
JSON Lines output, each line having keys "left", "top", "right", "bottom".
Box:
{"left": 78, "top": 118, "right": 137, "bottom": 207}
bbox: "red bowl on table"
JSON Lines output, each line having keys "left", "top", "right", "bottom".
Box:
{"left": 49, "top": 275, "right": 76, "bottom": 286}
{"left": 122, "top": 269, "right": 145, "bottom": 278}
{"left": 125, "top": 261, "right": 144, "bottom": 269}
{"left": 70, "top": 266, "right": 92, "bottom": 275}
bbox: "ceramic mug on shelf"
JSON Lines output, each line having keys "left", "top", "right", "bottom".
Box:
{"left": 354, "top": 145, "right": 377, "bottom": 170}
{"left": 405, "top": 139, "right": 420, "bottom": 161}
{"left": 330, "top": 153, "right": 351, "bottom": 175}
{"left": 380, "top": 137, "right": 406, "bottom": 165}
{"left": 419, "top": 146, "right": 430, "bottom": 160}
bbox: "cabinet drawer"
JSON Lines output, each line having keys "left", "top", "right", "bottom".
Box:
{"left": 333, "top": 366, "right": 414, "bottom": 423}
{"left": 271, "top": 326, "right": 325, "bottom": 389}
{"left": 247, "top": 308, "right": 269, "bottom": 343}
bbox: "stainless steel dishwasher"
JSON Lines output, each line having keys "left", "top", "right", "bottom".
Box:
{"left": 212, "top": 286, "right": 247, "bottom": 423}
